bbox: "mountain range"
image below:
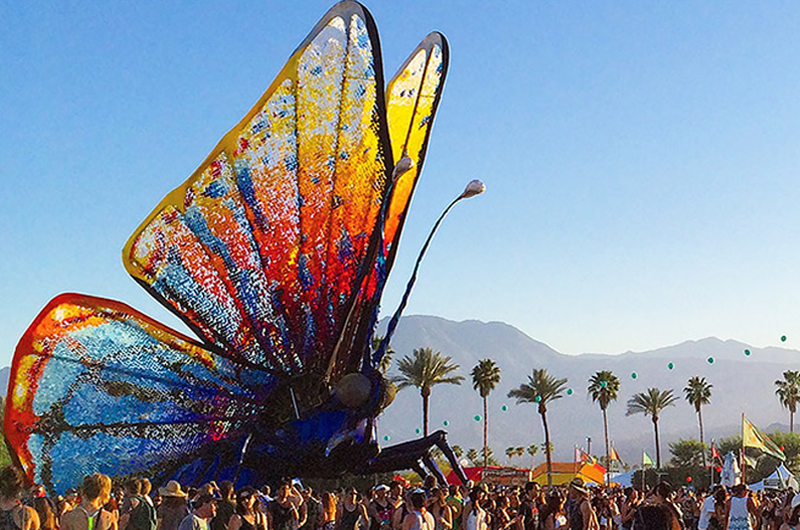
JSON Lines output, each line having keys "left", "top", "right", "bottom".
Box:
{"left": 2, "top": 315, "right": 797, "bottom": 467}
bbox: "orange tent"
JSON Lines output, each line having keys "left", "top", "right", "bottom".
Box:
{"left": 529, "top": 461, "right": 606, "bottom": 486}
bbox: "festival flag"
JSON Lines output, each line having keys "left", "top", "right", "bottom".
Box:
{"left": 742, "top": 415, "right": 785, "bottom": 461}
{"left": 710, "top": 441, "right": 721, "bottom": 461}
{"left": 574, "top": 445, "right": 582, "bottom": 463}
{"left": 643, "top": 451, "right": 655, "bottom": 467}
{"left": 610, "top": 446, "right": 623, "bottom": 463}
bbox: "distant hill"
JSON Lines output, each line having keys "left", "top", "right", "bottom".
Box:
{"left": 377, "top": 316, "right": 798, "bottom": 465}
{"left": 1, "top": 318, "right": 795, "bottom": 467}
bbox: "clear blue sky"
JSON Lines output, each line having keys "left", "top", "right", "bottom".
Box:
{"left": 3, "top": 1, "right": 800, "bottom": 369}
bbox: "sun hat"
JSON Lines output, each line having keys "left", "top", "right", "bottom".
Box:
{"left": 159, "top": 480, "right": 188, "bottom": 498}
{"left": 569, "top": 477, "right": 588, "bottom": 494}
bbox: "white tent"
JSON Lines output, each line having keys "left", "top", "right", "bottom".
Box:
{"left": 749, "top": 463, "right": 798, "bottom": 491}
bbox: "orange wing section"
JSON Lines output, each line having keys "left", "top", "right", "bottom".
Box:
{"left": 122, "top": 2, "right": 393, "bottom": 377}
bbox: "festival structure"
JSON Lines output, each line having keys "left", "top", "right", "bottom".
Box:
{"left": 5, "top": 1, "right": 483, "bottom": 493}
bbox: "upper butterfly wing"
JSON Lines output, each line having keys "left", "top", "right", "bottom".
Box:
{"left": 5, "top": 294, "right": 270, "bottom": 493}
{"left": 122, "top": 1, "right": 393, "bottom": 379}
{"left": 329, "top": 33, "right": 450, "bottom": 378}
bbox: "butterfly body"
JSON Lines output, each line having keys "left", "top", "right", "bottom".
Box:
{"left": 6, "top": 1, "right": 469, "bottom": 492}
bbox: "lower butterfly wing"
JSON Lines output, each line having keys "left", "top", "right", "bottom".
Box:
{"left": 5, "top": 294, "right": 272, "bottom": 493}
{"left": 122, "top": 1, "right": 393, "bottom": 380}
{"left": 330, "top": 33, "right": 450, "bottom": 377}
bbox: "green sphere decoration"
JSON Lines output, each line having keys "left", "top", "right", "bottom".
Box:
{"left": 566, "top": 389, "right": 573, "bottom": 395}
{"left": 501, "top": 405, "right": 508, "bottom": 412}
{"left": 707, "top": 357, "right": 714, "bottom": 364}
{"left": 667, "top": 362, "right": 674, "bottom": 370}
{"left": 600, "top": 381, "right": 607, "bottom": 388}
{"left": 383, "top": 435, "right": 390, "bottom": 441}
{"left": 782, "top": 335, "right": 788, "bottom": 342}
{"left": 415, "top": 428, "right": 421, "bottom": 434}
{"left": 474, "top": 415, "right": 482, "bottom": 421}
{"left": 631, "top": 372, "right": 638, "bottom": 379}
{"left": 744, "top": 349, "right": 751, "bottom": 356}
{"left": 443, "top": 420, "right": 450, "bottom": 426}
{"left": 534, "top": 396, "right": 541, "bottom": 402}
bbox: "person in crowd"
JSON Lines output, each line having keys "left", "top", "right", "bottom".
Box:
{"left": 538, "top": 491, "right": 566, "bottom": 530}
{"left": 402, "top": 491, "right": 434, "bottom": 530}
{"left": 631, "top": 482, "right": 681, "bottom": 530}
{"left": 177, "top": 495, "right": 217, "bottom": 530}
{"left": 0, "top": 466, "right": 40, "bottom": 530}
{"left": 779, "top": 494, "right": 800, "bottom": 530}
{"left": 299, "top": 488, "right": 321, "bottom": 530}
{"left": 210, "top": 483, "right": 235, "bottom": 530}
{"left": 229, "top": 487, "right": 266, "bottom": 530}
{"left": 368, "top": 486, "right": 392, "bottom": 530}
{"left": 566, "top": 479, "right": 597, "bottom": 530}
{"left": 461, "top": 489, "right": 487, "bottom": 530}
{"left": 32, "top": 498, "right": 55, "bottom": 530}
{"left": 266, "top": 481, "right": 301, "bottom": 530}
{"left": 427, "top": 488, "right": 452, "bottom": 530}
{"left": 336, "top": 489, "right": 366, "bottom": 530}
{"left": 518, "top": 483, "right": 539, "bottom": 530}
{"left": 320, "top": 493, "right": 337, "bottom": 530}
{"left": 444, "top": 487, "right": 462, "bottom": 530}
{"left": 726, "top": 484, "right": 758, "bottom": 530}
{"left": 156, "top": 482, "right": 189, "bottom": 530}
{"left": 61, "top": 474, "right": 113, "bottom": 530}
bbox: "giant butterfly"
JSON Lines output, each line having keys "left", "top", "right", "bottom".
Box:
{"left": 5, "top": 1, "right": 475, "bottom": 492}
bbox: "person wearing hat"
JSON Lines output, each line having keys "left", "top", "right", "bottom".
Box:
{"left": 177, "top": 493, "right": 217, "bottom": 530}
{"left": 156, "top": 482, "right": 189, "bottom": 530}
{"left": 368, "top": 486, "right": 393, "bottom": 530}
{"left": 566, "top": 478, "right": 597, "bottom": 530}
{"left": 229, "top": 487, "right": 266, "bottom": 530}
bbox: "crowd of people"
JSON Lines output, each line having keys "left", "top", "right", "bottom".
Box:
{"left": 2, "top": 464, "right": 800, "bottom": 530}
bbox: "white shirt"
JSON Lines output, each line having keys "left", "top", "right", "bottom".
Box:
{"left": 697, "top": 495, "right": 715, "bottom": 530}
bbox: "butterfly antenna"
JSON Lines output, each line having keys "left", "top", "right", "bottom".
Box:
{"left": 373, "top": 180, "right": 485, "bottom": 365}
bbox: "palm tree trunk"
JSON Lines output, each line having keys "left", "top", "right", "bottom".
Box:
{"left": 791, "top": 408, "right": 795, "bottom": 434}
{"left": 422, "top": 390, "right": 430, "bottom": 437}
{"left": 653, "top": 416, "right": 661, "bottom": 469}
{"left": 541, "top": 411, "right": 553, "bottom": 486}
{"left": 483, "top": 395, "right": 489, "bottom": 469}
{"left": 603, "top": 407, "right": 610, "bottom": 474}
{"left": 698, "top": 406, "right": 706, "bottom": 468}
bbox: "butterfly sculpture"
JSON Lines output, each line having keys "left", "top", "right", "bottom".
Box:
{"left": 5, "top": 1, "right": 480, "bottom": 493}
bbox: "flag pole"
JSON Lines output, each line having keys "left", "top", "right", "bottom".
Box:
{"left": 741, "top": 413, "right": 746, "bottom": 485}
{"left": 709, "top": 439, "right": 714, "bottom": 486}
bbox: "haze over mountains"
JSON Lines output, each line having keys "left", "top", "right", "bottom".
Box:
{"left": 2, "top": 315, "right": 797, "bottom": 467}
{"left": 377, "top": 315, "right": 798, "bottom": 465}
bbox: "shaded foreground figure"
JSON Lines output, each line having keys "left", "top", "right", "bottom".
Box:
{"left": 631, "top": 482, "right": 682, "bottom": 530}
{"left": 0, "top": 466, "right": 39, "bottom": 530}
{"left": 61, "top": 474, "right": 113, "bottom": 530}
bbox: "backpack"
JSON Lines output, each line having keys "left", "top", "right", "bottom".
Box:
{"left": 128, "top": 496, "right": 157, "bottom": 530}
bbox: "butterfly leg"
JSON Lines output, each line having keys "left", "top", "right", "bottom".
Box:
{"left": 356, "top": 430, "right": 468, "bottom": 484}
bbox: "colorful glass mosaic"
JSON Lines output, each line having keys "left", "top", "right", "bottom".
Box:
{"left": 5, "top": 1, "right": 456, "bottom": 492}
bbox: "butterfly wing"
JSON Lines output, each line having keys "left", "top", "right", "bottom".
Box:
{"left": 331, "top": 33, "right": 450, "bottom": 376}
{"left": 122, "top": 1, "right": 393, "bottom": 379}
{"left": 5, "top": 294, "right": 270, "bottom": 493}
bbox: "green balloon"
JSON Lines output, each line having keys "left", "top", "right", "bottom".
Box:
{"left": 534, "top": 396, "right": 541, "bottom": 402}
{"left": 415, "top": 428, "right": 421, "bottom": 434}
{"left": 443, "top": 420, "right": 450, "bottom": 426}
{"left": 383, "top": 435, "right": 391, "bottom": 441}
{"left": 668, "top": 362, "right": 674, "bottom": 370}
{"left": 566, "top": 389, "right": 573, "bottom": 395}
{"left": 744, "top": 349, "right": 751, "bottom": 356}
{"left": 501, "top": 405, "right": 508, "bottom": 411}
{"left": 631, "top": 372, "right": 638, "bottom": 379}
{"left": 782, "top": 335, "right": 788, "bottom": 342}
{"left": 600, "top": 381, "right": 607, "bottom": 388}
{"left": 707, "top": 357, "right": 714, "bottom": 364}
{"left": 474, "top": 415, "right": 482, "bottom": 422}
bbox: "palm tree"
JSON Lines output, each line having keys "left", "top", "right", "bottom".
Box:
{"left": 372, "top": 336, "right": 395, "bottom": 375}
{"left": 775, "top": 370, "right": 800, "bottom": 433}
{"left": 508, "top": 369, "right": 568, "bottom": 485}
{"left": 466, "top": 448, "right": 480, "bottom": 464}
{"left": 506, "top": 446, "right": 516, "bottom": 462}
{"left": 471, "top": 359, "right": 502, "bottom": 468}
{"left": 527, "top": 444, "right": 538, "bottom": 468}
{"left": 394, "top": 347, "right": 464, "bottom": 436}
{"left": 683, "top": 376, "right": 713, "bottom": 467}
{"left": 626, "top": 388, "right": 678, "bottom": 468}
{"left": 588, "top": 370, "right": 620, "bottom": 470}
